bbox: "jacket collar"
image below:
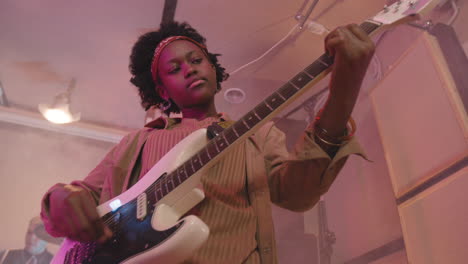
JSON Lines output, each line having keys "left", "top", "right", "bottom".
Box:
{"left": 144, "top": 112, "right": 230, "bottom": 129}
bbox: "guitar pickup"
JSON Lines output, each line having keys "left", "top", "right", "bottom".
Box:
{"left": 136, "top": 192, "right": 148, "bottom": 221}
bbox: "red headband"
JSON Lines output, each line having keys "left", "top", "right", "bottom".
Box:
{"left": 150, "top": 36, "right": 208, "bottom": 84}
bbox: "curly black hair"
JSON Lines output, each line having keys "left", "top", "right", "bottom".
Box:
{"left": 129, "top": 21, "right": 229, "bottom": 115}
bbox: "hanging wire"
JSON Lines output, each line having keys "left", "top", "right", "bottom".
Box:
{"left": 229, "top": 0, "right": 323, "bottom": 76}
{"left": 0, "top": 81, "right": 9, "bottom": 107}
{"left": 228, "top": 23, "right": 299, "bottom": 76}
{"left": 448, "top": 0, "right": 460, "bottom": 25}
{"left": 297, "top": 0, "right": 320, "bottom": 29}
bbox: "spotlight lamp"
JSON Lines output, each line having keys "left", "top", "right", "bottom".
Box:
{"left": 38, "top": 78, "right": 81, "bottom": 124}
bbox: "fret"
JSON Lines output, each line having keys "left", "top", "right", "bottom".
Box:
{"left": 289, "top": 80, "right": 301, "bottom": 90}
{"left": 177, "top": 168, "right": 183, "bottom": 182}
{"left": 184, "top": 161, "right": 194, "bottom": 177}
{"left": 173, "top": 176, "right": 179, "bottom": 189}
{"left": 156, "top": 186, "right": 163, "bottom": 200}
{"left": 360, "top": 21, "right": 380, "bottom": 35}
{"left": 192, "top": 155, "right": 202, "bottom": 171}
{"left": 265, "top": 93, "right": 284, "bottom": 109}
{"left": 264, "top": 101, "right": 274, "bottom": 110}
{"left": 233, "top": 119, "right": 249, "bottom": 136}
{"left": 164, "top": 182, "right": 169, "bottom": 196}
{"left": 197, "top": 153, "right": 202, "bottom": 165}
{"left": 253, "top": 109, "right": 262, "bottom": 120}
{"left": 215, "top": 135, "right": 228, "bottom": 150}
{"left": 278, "top": 83, "right": 297, "bottom": 99}
{"left": 245, "top": 112, "right": 259, "bottom": 128}
{"left": 254, "top": 103, "right": 270, "bottom": 119}
{"left": 167, "top": 177, "right": 174, "bottom": 191}
{"left": 302, "top": 70, "right": 315, "bottom": 79}
{"left": 275, "top": 91, "right": 286, "bottom": 101}
{"left": 207, "top": 142, "right": 218, "bottom": 160}
{"left": 222, "top": 126, "right": 239, "bottom": 144}
{"left": 174, "top": 171, "right": 181, "bottom": 186}
{"left": 319, "top": 53, "right": 334, "bottom": 66}
{"left": 199, "top": 151, "right": 210, "bottom": 165}
{"left": 213, "top": 138, "right": 221, "bottom": 153}
{"left": 241, "top": 118, "right": 251, "bottom": 129}
{"left": 317, "top": 57, "right": 329, "bottom": 67}
{"left": 232, "top": 125, "right": 240, "bottom": 137}
{"left": 305, "top": 59, "right": 329, "bottom": 77}
{"left": 221, "top": 134, "right": 229, "bottom": 148}
{"left": 222, "top": 128, "right": 236, "bottom": 144}
{"left": 205, "top": 147, "right": 212, "bottom": 160}
{"left": 290, "top": 72, "right": 313, "bottom": 88}
{"left": 178, "top": 167, "right": 187, "bottom": 181}
{"left": 190, "top": 159, "right": 196, "bottom": 174}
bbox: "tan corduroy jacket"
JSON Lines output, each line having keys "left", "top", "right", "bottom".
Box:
{"left": 41, "top": 117, "right": 366, "bottom": 263}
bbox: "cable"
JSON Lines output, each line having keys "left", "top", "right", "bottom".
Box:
{"left": 229, "top": 23, "right": 299, "bottom": 76}
{"left": 298, "top": 0, "right": 320, "bottom": 29}
{"left": 229, "top": 0, "right": 324, "bottom": 76}
{"left": 448, "top": 0, "right": 459, "bottom": 25}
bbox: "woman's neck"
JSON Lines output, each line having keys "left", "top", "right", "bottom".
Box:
{"left": 180, "top": 104, "right": 218, "bottom": 120}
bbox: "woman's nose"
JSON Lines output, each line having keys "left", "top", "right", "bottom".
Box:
{"left": 184, "top": 64, "right": 197, "bottom": 78}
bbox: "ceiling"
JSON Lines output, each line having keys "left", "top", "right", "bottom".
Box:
{"left": 0, "top": 0, "right": 406, "bottom": 130}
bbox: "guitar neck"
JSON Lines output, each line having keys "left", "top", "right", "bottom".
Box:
{"left": 142, "top": 20, "right": 383, "bottom": 200}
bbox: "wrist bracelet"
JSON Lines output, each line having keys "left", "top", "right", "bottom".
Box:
{"left": 313, "top": 109, "right": 357, "bottom": 145}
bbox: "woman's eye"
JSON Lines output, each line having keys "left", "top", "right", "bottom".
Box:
{"left": 192, "top": 58, "right": 203, "bottom": 64}
{"left": 168, "top": 67, "right": 180, "bottom": 74}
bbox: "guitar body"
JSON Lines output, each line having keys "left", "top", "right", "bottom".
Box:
{"left": 52, "top": 129, "right": 211, "bottom": 264}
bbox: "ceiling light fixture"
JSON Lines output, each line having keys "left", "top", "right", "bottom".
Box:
{"left": 224, "top": 88, "right": 246, "bottom": 104}
{"left": 38, "top": 78, "right": 81, "bottom": 124}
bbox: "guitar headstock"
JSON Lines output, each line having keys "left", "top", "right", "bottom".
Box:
{"left": 371, "top": 0, "right": 441, "bottom": 26}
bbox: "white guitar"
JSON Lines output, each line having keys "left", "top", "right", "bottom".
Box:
{"left": 52, "top": 1, "right": 439, "bottom": 263}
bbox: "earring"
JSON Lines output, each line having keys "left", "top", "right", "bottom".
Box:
{"left": 159, "top": 100, "right": 172, "bottom": 111}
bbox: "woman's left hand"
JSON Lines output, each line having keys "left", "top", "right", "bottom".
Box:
{"left": 325, "top": 23, "right": 376, "bottom": 90}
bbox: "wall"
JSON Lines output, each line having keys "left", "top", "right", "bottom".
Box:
{"left": 0, "top": 121, "right": 115, "bottom": 252}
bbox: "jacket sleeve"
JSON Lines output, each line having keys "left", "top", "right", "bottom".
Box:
{"left": 40, "top": 133, "right": 132, "bottom": 237}
{"left": 262, "top": 122, "right": 367, "bottom": 212}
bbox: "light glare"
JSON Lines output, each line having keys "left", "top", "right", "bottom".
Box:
{"left": 43, "top": 109, "right": 73, "bottom": 124}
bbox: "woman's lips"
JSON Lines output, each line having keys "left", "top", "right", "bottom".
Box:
{"left": 188, "top": 79, "right": 206, "bottom": 89}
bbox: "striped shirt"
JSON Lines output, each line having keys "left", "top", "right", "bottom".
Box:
{"left": 140, "top": 116, "right": 260, "bottom": 263}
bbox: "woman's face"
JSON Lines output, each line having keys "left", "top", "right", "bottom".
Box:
{"left": 157, "top": 40, "right": 217, "bottom": 111}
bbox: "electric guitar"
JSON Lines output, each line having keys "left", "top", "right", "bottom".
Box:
{"left": 52, "top": 1, "right": 439, "bottom": 263}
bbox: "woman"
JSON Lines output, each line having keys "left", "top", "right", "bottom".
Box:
{"left": 41, "top": 21, "right": 374, "bottom": 263}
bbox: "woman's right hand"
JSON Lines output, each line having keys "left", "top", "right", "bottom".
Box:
{"left": 48, "top": 185, "right": 112, "bottom": 243}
